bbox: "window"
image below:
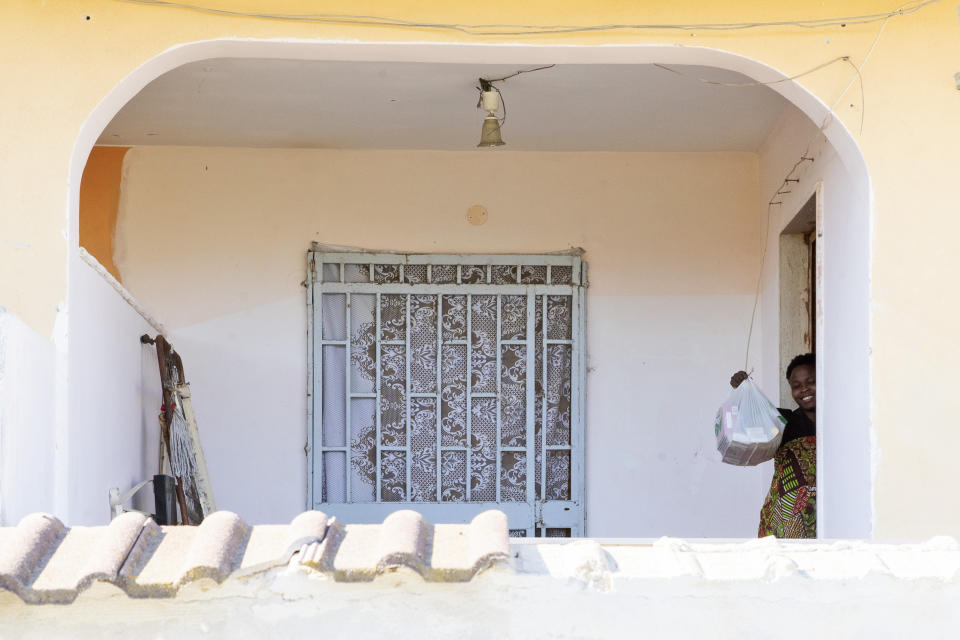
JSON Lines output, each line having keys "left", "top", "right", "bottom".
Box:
{"left": 307, "top": 253, "right": 586, "bottom": 536}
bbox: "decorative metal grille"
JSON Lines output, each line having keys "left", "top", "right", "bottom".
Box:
{"left": 307, "top": 253, "right": 585, "bottom": 536}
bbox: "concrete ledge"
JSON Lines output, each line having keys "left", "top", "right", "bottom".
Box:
{"left": 4, "top": 506, "right": 960, "bottom": 635}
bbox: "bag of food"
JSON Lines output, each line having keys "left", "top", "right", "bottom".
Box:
{"left": 714, "top": 378, "right": 786, "bottom": 466}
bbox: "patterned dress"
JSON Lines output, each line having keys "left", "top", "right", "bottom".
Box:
{"left": 758, "top": 410, "right": 816, "bottom": 538}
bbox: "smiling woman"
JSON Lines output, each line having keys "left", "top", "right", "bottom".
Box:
{"left": 732, "top": 353, "right": 817, "bottom": 538}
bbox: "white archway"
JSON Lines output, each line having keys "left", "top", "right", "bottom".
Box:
{"left": 67, "top": 41, "right": 872, "bottom": 537}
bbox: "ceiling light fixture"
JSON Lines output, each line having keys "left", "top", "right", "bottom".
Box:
{"left": 475, "top": 64, "right": 556, "bottom": 149}
{"left": 477, "top": 79, "right": 505, "bottom": 148}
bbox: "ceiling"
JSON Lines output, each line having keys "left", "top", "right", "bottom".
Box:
{"left": 98, "top": 59, "right": 793, "bottom": 152}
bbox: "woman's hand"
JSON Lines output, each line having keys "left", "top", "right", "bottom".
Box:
{"left": 730, "top": 371, "right": 749, "bottom": 388}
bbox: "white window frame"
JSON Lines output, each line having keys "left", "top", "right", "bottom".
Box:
{"left": 305, "top": 252, "right": 587, "bottom": 536}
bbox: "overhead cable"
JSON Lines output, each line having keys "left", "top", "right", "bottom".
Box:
{"left": 111, "top": 0, "right": 940, "bottom": 36}
{"left": 742, "top": 3, "right": 893, "bottom": 369}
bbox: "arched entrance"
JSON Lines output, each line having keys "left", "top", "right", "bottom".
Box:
{"left": 67, "top": 41, "right": 872, "bottom": 538}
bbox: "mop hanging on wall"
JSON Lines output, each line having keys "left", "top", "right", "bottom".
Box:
{"left": 141, "top": 334, "right": 216, "bottom": 525}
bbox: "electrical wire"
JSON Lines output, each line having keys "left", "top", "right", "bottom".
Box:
{"left": 844, "top": 57, "right": 866, "bottom": 136}
{"left": 483, "top": 65, "right": 556, "bottom": 83}
{"left": 111, "top": 0, "right": 940, "bottom": 36}
{"left": 654, "top": 56, "right": 850, "bottom": 88}
{"left": 478, "top": 65, "right": 556, "bottom": 126}
{"left": 742, "top": 1, "right": 894, "bottom": 369}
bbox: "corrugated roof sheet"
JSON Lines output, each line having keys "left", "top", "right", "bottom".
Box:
{"left": 0, "top": 509, "right": 509, "bottom": 604}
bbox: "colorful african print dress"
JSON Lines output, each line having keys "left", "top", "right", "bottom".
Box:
{"left": 758, "top": 435, "right": 816, "bottom": 538}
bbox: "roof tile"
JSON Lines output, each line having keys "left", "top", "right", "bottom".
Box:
{"left": 1, "top": 509, "right": 510, "bottom": 602}
{"left": 29, "top": 512, "right": 149, "bottom": 603}
{"left": 179, "top": 510, "right": 250, "bottom": 584}
{"left": 233, "top": 510, "right": 331, "bottom": 575}
{"left": 0, "top": 513, "right": 68, "bottom": 602}
{"left": 119, "top": 511, "right": 253, "bottom": 596}
{"left": 377, "top": 510, "right": 428, "bottom": 573}
{"left": 428, "top": 509, "right": 510, "bottom": 581}
{"left": 299, "top": 509, "right": 510, "bottom": 582}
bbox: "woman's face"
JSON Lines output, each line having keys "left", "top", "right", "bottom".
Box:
{"left": 788, "top": 363, "right": 816, "bottom": 412}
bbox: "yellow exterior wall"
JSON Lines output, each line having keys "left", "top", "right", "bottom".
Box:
{"left": 1, "top": 1, "right": 959, "bottom": 537}
{"left": 79, "top": 146, "right": 128, "bottom": 281}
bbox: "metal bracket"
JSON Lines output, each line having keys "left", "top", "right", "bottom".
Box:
{"left": 109, "top": 478, "right": 153, "bottom": 519}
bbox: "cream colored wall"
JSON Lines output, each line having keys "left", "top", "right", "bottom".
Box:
{"left": 3, "top": 0, "right": 960, "bottom": 537}
{"left": 114, "top": 149, "right": 764, "bottom": 326}
{"left": 114, "top": 146, "right": 766, "bottom": 536}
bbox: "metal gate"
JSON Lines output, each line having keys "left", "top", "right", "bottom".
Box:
{"left": 307, "top": 252, "right": 585, "bottom": 536}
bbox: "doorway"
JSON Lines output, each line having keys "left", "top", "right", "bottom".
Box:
{"left": 778, "top": 190, "right": 818, "bottom": 407}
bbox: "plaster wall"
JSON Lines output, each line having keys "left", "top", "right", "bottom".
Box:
{"left": 65, "top": 255, "right": 161, "bottom": 525}
{"left": 114, "top": 146, "right": 767, "bottom": 537}
{"left": 0, "top": 311, "right": 57, "bottom": 525}
{"left": 756, "top": 107, "right": 871, "bottom": 538}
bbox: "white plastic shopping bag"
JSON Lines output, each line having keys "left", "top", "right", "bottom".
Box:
{"left": 714, "top": 378, "right": 786, "bottom": 466}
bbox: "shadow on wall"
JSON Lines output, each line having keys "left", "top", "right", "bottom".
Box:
{"left": 79, "top": 146, "right": 129, "bottom": 282}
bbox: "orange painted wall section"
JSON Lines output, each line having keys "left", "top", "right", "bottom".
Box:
{"left": 79, "top": 146, "right": 128, "bottom": 281}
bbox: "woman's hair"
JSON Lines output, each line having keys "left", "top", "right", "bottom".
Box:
{"left": 786, "top": 353, "right": 815, "bottom": 380}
